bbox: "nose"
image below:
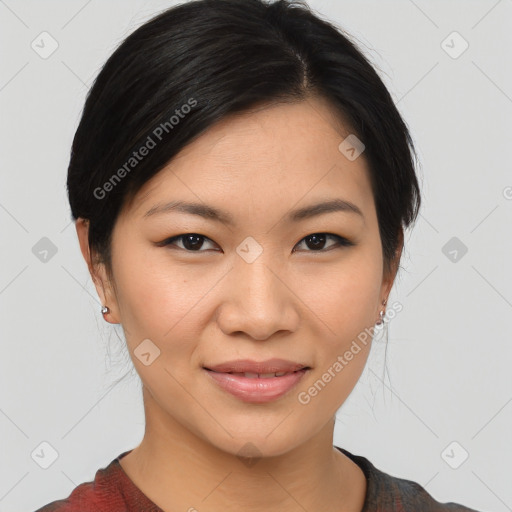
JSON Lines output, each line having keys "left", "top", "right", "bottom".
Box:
{"left": 215, "top": 254, "right": 300, "bottom": 341}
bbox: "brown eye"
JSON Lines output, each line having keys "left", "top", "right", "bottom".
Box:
{"left": 159, "top": 233, "right": 218, "bottom": 252}
{"left": 158, "top": 232, "right": 354, "bottom": 253}
{"left": 294, "top": 233, "right": 354, "bottom": 252}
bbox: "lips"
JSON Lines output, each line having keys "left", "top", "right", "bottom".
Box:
{"left": 204, "top": 368, "right": 309, "bottom": 403}
{"left": 220, "top": 371, "right": 293, "bottom": 378}
{"left": 202, "top": 358, "right": 311, "bottom": 403}
{"left": 203, "top": 358, "right": 310, "bottom": 375}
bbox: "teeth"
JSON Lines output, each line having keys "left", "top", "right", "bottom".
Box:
{"left": 229, "top": 371, "right": 291, "bottom": 378}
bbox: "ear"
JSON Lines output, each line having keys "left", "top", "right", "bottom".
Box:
{"left": 380, "top": 227, "right": 404, "bottom": 306}
{"left": 75, "top": 218, "right": 120, "bottom": 324}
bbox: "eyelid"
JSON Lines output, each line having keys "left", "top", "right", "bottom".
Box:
{"left": 293, "top": 233, "right": 354, "bottom": 252}
{"left": 156, "top": 233, "right": 218, "bottom": 250}
{"left": 157, "top": 232, "right": 354, "bottom": 252}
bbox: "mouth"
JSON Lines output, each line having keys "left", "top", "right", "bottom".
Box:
{"left": 202, "top": 360, "right": 311, "bottom": 403}
{"left": 203, "top": 368, "right": 310, "bottom": 378}
{"left": 202, "top": 358, "right": 311, "bottom": 375}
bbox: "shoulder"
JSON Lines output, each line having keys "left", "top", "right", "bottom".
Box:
{"left": 33, "top": 454, "right": 130, "bottom": 512}
{"left": 336, "top": 446, "right": 482, "bottom": 512}
{"left": 33, "top": 481, "right": 112, "bottom": 512}
{"left": 380, "top": 472, "right": 481, "bottom": 511}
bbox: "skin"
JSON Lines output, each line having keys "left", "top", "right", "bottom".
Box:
{"left": 76, "top": 95, "right": 402, "bottom": 512}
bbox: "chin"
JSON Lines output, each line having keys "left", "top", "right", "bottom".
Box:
{"left": 200, "top": 427, "right": 309, "bottom": 461}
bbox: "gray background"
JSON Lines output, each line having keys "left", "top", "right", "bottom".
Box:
{"left": 1, "top": 0, "right": 511, "bottom": 511}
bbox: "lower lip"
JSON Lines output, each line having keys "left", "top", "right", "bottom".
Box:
{"left": 204, "top": 368, "right": 309, "bottom": 403}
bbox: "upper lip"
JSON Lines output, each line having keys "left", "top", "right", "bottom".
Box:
{"left": 203, "top": 358, "right": 310, "bottom": 374}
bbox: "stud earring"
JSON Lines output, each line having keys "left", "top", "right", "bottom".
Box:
{"left": 101, "top": 305, "right": 110, "bottom": 315}
{"left": 376, "top": 298, "right": 387, "bottom": 326}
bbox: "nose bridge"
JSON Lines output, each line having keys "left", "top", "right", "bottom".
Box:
{"left": 224, "top": 239, "right": 293, "bottom": 339}
{"left": 234, "top": 240, "right": 282, "bottom": 304}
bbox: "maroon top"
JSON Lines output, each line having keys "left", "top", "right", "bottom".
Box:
{"left": 34, "top": 446, "right": 481, "bottom": 511}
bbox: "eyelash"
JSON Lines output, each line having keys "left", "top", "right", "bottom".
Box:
{"left": 158, "top": 232, "right": 354, "bottom": 253}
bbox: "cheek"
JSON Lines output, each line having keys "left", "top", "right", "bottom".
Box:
{"left": 298, "top": 250, "right": 383, "bottom": 342}
{"left": 112, "top": 231, "right": 382, "bottom": 357}
{"left": 294, "top": 257, "right": 382, "bottom": 420}
{"left": 111, "top": 245, "right": 204, "bottom": 352}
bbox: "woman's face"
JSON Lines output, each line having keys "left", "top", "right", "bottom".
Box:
{"left": 81, "top": 97, "right": 397, "bottom": 457}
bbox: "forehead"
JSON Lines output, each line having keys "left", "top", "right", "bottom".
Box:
{"left": 126, "top": 97, "right": 374, "bottom": 223}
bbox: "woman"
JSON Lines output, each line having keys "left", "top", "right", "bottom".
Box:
{"left": 35, "top": 0, "right": 481, "bottom": 510}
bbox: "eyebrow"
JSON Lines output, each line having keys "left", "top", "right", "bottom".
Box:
{"left": 143, "top": 198, "right": 364, "bottom": 226}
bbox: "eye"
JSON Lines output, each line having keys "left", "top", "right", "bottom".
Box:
{"left": 158, "top": 233, "right": 218, "bottom": 252}
{"left": 158, "top": 232, "right": 354, "bottom": 253}
{"left": 293, "top": 233, "right": 354, "bottom": 252}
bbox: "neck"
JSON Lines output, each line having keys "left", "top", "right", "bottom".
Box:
{"left": 119, "top": 386, "right": 366, "bottom": 512}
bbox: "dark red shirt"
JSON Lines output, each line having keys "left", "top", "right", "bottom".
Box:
{"left": 34, "top": 446, "right": 481, "bottom": 511}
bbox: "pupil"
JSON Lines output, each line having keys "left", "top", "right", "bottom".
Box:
{"left": 307, "top": 234, "right": 326, "bottom": 250}
{"left": 184, "top": 234, "right": 203, "bottom": 250}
